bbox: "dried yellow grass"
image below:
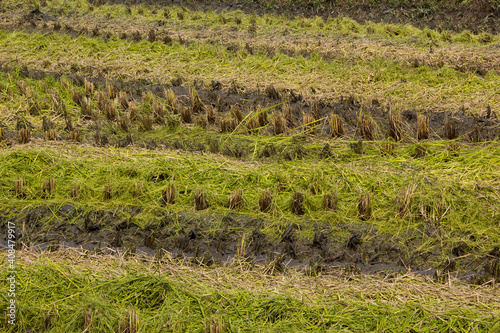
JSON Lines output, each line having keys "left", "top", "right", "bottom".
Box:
{"left": 329, "top": 113, "right": 344, "bottom": 138}
{"left": 358, "top": 113, "right": 374, "bottom": 140}
{"left": 417, "top": 114, "right": 430, "bottom": 140}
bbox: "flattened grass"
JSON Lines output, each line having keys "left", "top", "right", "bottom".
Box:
{"left": 0, "top": 137, "right": 499, "bottom": 259}
{"left": 0, "top": 2, "right": 499, "bottom": 114}
{"left": 1, "top": 249, "right": 499, "bottom": 332}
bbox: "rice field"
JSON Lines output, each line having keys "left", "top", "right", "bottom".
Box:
{"left": 0, "top": 0, "right": 499, "bottom": 331}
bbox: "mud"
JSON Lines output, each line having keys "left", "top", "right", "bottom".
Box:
{"left": 97, "top": 0, "right": 500, "bottom": 35}
{"left": 1, "top": 204, "right": 498, "bottom": 284}
{"left": 4, "top": 8, "right": 500, "bottom": 78}
{"left": 1, "top": 65, "right": 499, "bottom": 149}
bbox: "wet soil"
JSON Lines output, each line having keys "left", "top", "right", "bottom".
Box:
{"left": 4, "top": 7, "right": 500, "bottom": 78}
{"left": 1, "top": 204, "right": 499, "bottom": 284}
{"left": 98, "top": 0, "right": 500, "bottom": 35}
{"left": 1, "top": 65, "right": 499, "bottom": 149}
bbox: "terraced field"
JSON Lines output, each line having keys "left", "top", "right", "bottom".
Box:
{"left": 0, "top": 0, "right": 499, "bottom": 331}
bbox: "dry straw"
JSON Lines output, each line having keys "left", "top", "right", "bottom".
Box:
{"left": 80, "top": 98, "right": 92, "bottom": 119}
{"left": 42, "top": 178, "right": 56, "bottom": 197}
{"left": 19, "top": 128, "right": 30, "bottom": 144}
{"left": 445, "top": 115, "right": 456, "bottom": 139}
{"left": 358, "top": 112, "right": 374, "bottom": 140}
{"left": 291, "top": 192, "right": 305, "bottom": 215}
{"left": 104, "top": 185, "right": 112, "bottom": 201}
{"left": 119, "top": 308, "right": 139, "bottom": 333}
{"left": 257, "top": 105, "right": 268, "bottom": 127}
{"left": 44, "top": 129, "right": 56, "bottom": 141}
{"left": 206, "top": 105, "right": 216, "bottom": 124}
{"left": 303, "top": 114, "right": 316, "bottom": 134}
{"left": 358, "top": 194, "right": 371, "bottom": 220}
{"left": 164, "top": 89, "right": 178, "bottom": 114}
{"left": 265, "top": 85, "right": 280, "bottom": 100}
{"left": 119, "top": 117, "right": 129, "bottom": 132}
{"left": 148, "top": 29, "right": 156, "bottom": 43}
{"left": 83, "top": 308, "right": 93, "bottom": 332}
{"left": 206, "top": 318, "right": 223, "bottom": 333}
{"left": 259, "top": 189, "right": 272, "bottom": 212}
{"left": 132, "top": 30, "right": 141, "bottom": 42}
{"left": 330, "top": 113, "right": 344, "bottom": 138}
{"left": 273, "top": 112, "right": 286, "bottom": 135}
{"left": 194, "top": 189, "right": 208, "bottom": 210}
{"left": 417, "top": 114, "right": 429, "bottom": 140}
{"left": 189, "top": 87, "right": 204, "bottom": 114}
{"left": 220, "top": 117, "right": 237, "bottom": 133}
{"left": 119, "top": 91, "right": 129, "bottom": 110}
{"left": 106, "top": 81, "right": 116, "bottom": 100}
{"left": 141, "top": 115, "right": 152, "bottom": 131}
{"left": 283, "top": 103, "right": 294, "bottom": 127}
{"left": 97, "top": 91, "right": 106, "bottom": 112}
{"left": 231, "top": 105, "right": 243, "bottom": 123}
{"left": 71, "top": 90, "right": 83, "bottom": 107}
{"left": 181, "top": 107, "right": 191, "bottom": 123}
{"left": 128, "top": 102, "right": 138, "bottom": 121}
{"left": 323, "top": 191, "right": 337, "bottom": 211}
{"left": 380, "top": 141, "right": 395, "bottom": 155}
{"left": 311, "top": 101, "right": 321, "bottom": 120}
{"left": 104, "top": 103, "right": 116, "bottom": 121}
{"left": 397, "top": 185, "right": 416, "bottom": 217}
{"left": 84, "top": 78, "right": 94, "bottom": 97}
{"left": 389, "top": 109, "right": 402, "bottom": 141}
{"left": 133, "top": 182, "right": 143, "bottom": 198}
{"left": 70, "top": 185, "right": 80, "bottom": 199}
{"left": 153, "top": 99, "right": 164, "bottom": 122}
{"left": 162, "top": 184, "right": 176, "bottom": 205}
{"left": 15, "top": 178, "right": 24, "bottom": 198}
{"left": 246, "top": 117, "right": 260, "bottom": 132}
{"left": 196, "top": 115, "right": 208, "bottom": 129}
{"left": 228, "top": 189, "right": 243, "bottom": 210}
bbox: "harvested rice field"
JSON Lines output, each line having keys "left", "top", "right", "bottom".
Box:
{"left": 0, "top": 0, "right": 500, "bottom": 331}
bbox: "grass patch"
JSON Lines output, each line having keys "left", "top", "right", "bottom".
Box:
{"left": 0, "top": 250, "right": 499, "bottom": 332}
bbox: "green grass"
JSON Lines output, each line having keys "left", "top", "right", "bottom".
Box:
{"left": 0, "top": 0, "right": 499, "bottom": 113}
{"left": 1, "top": 138, "right": 499, "bottom": 260}
{"left": 1, "top": 1, "right": 499, "bottom": 331}
{"left": 1, "top": 250, "right": 499, "bottom": 332}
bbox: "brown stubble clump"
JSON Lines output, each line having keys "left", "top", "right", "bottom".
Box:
{"left": 358, "top": 113, "right": 374, "bottom": 140}
{"left": 445, "top": 115, "right": 456, "bottom": 140}
{"left": 42, "top": 178, "right": 56, "bottom": 197}
{"left": 417, "top": 114, "right": 429, "bottom": 140}
{"left": 19, "top": 128, "right": 31, "bottom": 144}
{"left": 228, "top": 189, "right": 243, "bottom": 210}
{"left": 273, "top": 112, "right": 286, "bottom": 135}
{"left": 104, "top": 185, "right": 112, "bottom": 201}
{"left": 259, "top": 188, "right": 272, "bottom": 213}
{"left": 358, "top": 194, "right": 371, "bottom": 220}
{"left": 330, "top": 113, "right": 344, "bottom": 138}
{"left": 323, "top": 191, "right": 338, "bottom": 211}
{"left": 15, "top": 178, "right": 25, "bottom": 198}
{"left": 194, "top": 189, "right": 208, "bottom": 210}
{"left": 389, "top": 109, "right": 402, "bottom": 141}
{"left": 291, "top": 192, "right": 305, "bottom": 215}
{"left": 162, "top": 184, "right": 176, "bottom": 206}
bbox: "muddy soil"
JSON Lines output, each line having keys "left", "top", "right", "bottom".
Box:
{"left": 5, "top": 6, "right": 500, "bottom": 78}
{"left": 1, "top": 65, "right": 499, "bottom": 148}
{"left": 98, "top": 0, "right": 500, "bottom": 34}
{"left": 1, "top": 204, "right": 499, "bottom": 284}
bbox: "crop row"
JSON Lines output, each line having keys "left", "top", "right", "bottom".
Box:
{"left": 1, "top": 74, "right": 491, "bottom": 149}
